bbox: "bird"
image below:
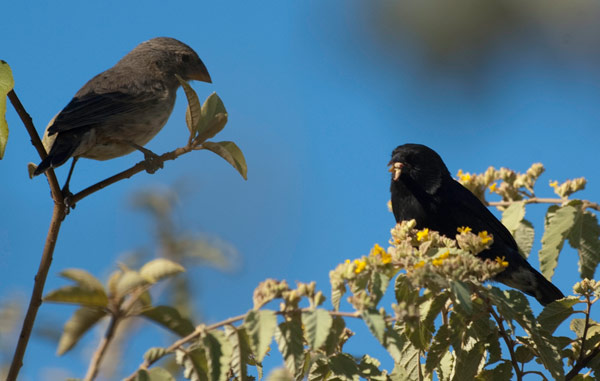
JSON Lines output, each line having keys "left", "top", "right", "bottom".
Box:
{"left": 33, "top": 37, "right": 212, "bottom": 195}
{"left": 389, "top": 143, "right": 564, "bottom": 306}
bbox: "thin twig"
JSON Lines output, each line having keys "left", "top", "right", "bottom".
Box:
{"left": 488, "top": 198, "right": 600, "bottom": 212}
{"left": 565, "top": 295, "right": 600, "bottom": 380}
{"left": 489, "top": 307, "right": 522, "bottom": 381}
{"left": 123, "top": 308, "right": 362, "bottom": 380}
{"left": 6, "top": 90, "right": 66, "bottom": 381}
{"left": 84, "top": 315, "right": 121, "bottom": 381}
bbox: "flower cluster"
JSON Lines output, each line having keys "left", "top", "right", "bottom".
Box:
{"left": 549, "top": 177, "right": 586, "bottom": 198}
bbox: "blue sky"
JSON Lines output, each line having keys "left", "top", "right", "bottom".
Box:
{"left": 2, "top": 1, "right": 600, "bottom": 379}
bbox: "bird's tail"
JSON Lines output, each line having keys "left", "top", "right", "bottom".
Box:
{"left": 33, "top": 133, "right": 78, "bottom": 176}
{"left": 495, "top": 258, "right": 564, "bottom": 306}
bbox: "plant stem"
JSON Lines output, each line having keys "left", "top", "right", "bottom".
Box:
{"left": 84, "top": 315, "right": 121, "bottom": 381}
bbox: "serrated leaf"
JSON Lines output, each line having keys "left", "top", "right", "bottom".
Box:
{"left": 196, "top": 93, "right": 228, "bottom": 142}
{"left": 328, "top": 353, "right": 361, "bottom": 381}
{"left": 116, "top": 271, "right": 148, "bottom": 297}
{"left": 0, "top": 60, "right": 14, "bottom": 159}
{"left": 203, "top": 330, "right": 233, "bottom": 381}
{"left": 302, "top": 309, "right": 332, "bottom": 350}
{"left": 395, "top": 274, "right": 419, "bottom": 304}
{"left": 176, "top": 347, "right": 209, "bottom": 381}
{"left": 202, "top": 141, "right": 247, "bottom": 180}
{"left": 57, "top": 307, "right": 107, "bottom": 355}
{"left": 501, "top": 201, "right": 525, "bottom": 233}
{"left": 44, "top": 285, "right": 108, "bottom": 307}
{"left": 244, "top": 310, "right": 277, "bottom": 363}
{"left": 139, "top": 258, "right": 185, "bottom": 283}
{"left": 370, "top": 271, "right": 390, "bottom": 306}
{"left": 323, "top": 315, "right": 346, "bottom": 355}
{"left": 141, "top": 305, "right": 195, "bottom": 336}
{"left": 60, "top": 268, "right": 105, "bottom": 292}
{"left": 452, "top": 341, "right": 484, "bottom": 381}
{"left": 361, "top": 309, "right": 386, "bottom": 343}
{"left": 436, "top": 349, "right": 455, "bottom": 381}
{"left": 225, "top": 325, "right": 251, "bottom": 380}
{"left": 475, "top": 360, "right": 512, "bottom": 381}
{"left": 176, "top": 74, "right": 201, "bottom": 137}
{"left": 135, "top": 367, "right": 175, "bottom": 381}
{"left": 539, "top": 204, "right": 580, "bottom": 279}
{"left": 331, "top": 282, "right": 346, "bottom": 311}
{"left": 144, "top": 347, "right": 168, "bottom": 364}
{"left": 308, "top": 357, "right": 330, "bottom": 381}
{"left": 567, "top": 211, "right": 600, "bottom": 279}
{"left": 450, "top": 280, "right": 472, "bottom": 314}
{"left": 514, "top": 219, "right": 535, "bottom": 258}
{"left": 537, "top": 297, "right": 579, "bottom": 334}
{"left": 274, "top": 319, "right": 304, "bottom": 376}
{"left": 425, "top": 324, "right": 451, "bottom": 374}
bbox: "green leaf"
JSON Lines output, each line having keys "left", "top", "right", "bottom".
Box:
{"left": 302, "top": 309, "right": 332, "bottom": 350}
{"left": 143, "top": 347, "right": 168, "bottom": 364}
{"left": 394, "top": 274, "right": 419, "bottom": 304}
{"left": 140, "top": 306, "right": 195, "bottom": 336}
{"left": 225, "top": 325, "right": 251, "bottom": 381}
{"left": 330, "top": 281, "right": 346, "bottom": 311}
{"left": 107, "top": 270, "right": 122, "bottom": 297}
{"left": 514, "top": 219, "right": 535, "bottom": 258}
{"left": 175, "top": 347, "right": 208, "bottom": 381}
{"left": 537, "top": 297, "right": 579, "bottom": 334}
{"left": 115, "top": 270, "right": 148, "bottom": 297}
{"left": 202, "top": 141, "right": 248, "bottom": 180}
{"left": 274, "top": 319, "right": 304, "bottom": 377}
{"left": 202, "top": 330, "right": 233, "bottom": 381}
{"left": 389, "top": 329, "right": 421, "bottom": 380}
{"left": 328, "top": 353, "right": 361, "bottom": 381}
{"left": 475, "top": 360, "right": 512, "bottom": 381}
{"left": 323, "top": 315, "right": 346, "bottom": 355}
{"left": 514, "top": 345, "right": 534, "bottom": 363}
{"left": 361, "top": 309, "right": 386, "bottom": 343}
{"left": 370, "top": 271, "right": 390, "bottom": 306}
{"left": 175, "top": 74, "right": 201, "bottom": 137}
{"left": 57, "top": 307, "right": 107, "bottom": 355}
{"left": 0, "top": 60, "right": 14, "bottom": 159}
{"left": 539, "top": 203, "right": 580, "bottom": 279}
{"left": 308, "top": 357, "right": 330, "bottom": 381}
{"left": 60, "top": 268, "right": 105, "bottom": 292}
{"left": 501, "top": 201, "right": 525, "bottom": 233}
{"left": 139, "top": 258, "right": 185, "bottom": 283}
{"left": 425, "top": 324, "right": 451, "bottom": 374}
{"left": 244, "top": 310, "right": 277, "bottom": 362}
{"left": 135, "top": 367, "right": 175, "bottom": 381}
{"left": 452, "top": 341, "right": 484, "bottom": 381}
{"left": 567, "top": 211, "right": 600, "bottom": 279}
{"left": 436, "top": 349, "right": 455, "bottom": 381}
{"left": 196, "top": 92, "right": 228, "bottom": 142}
{"left": 44, "top": 285, "right": 108, "bottom": 307}
{"left": 450, "top": 280, "right": 472, "bottom": 314}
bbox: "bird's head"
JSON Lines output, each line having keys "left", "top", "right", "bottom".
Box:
{"left": 388, "top": 143, "right": 451, "bottom": 195}
{"left": 123, "top": 37, "right": 212, "bottom": 84}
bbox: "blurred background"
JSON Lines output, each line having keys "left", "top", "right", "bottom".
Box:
{"left": 2, "top": 0, "right": 600, "bottom": 379}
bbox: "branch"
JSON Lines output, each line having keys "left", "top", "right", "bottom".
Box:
{"left": 69, "top": 145, "right": 194, "bottom": 206}
{"left": 487, "top": 198, "right": 600, "bottom": 212}
{"left": 6, "top": 90, "right": 67, "bottom": 381}
{"left": 123, "top": 309, "right": 362, "bottom": 380}
{"left": 84, "top": 315, "right": 121, "bottom": 381}
{"left": 565, "top": 295, "right": 600, "bottom": 380}
{"left": 489, "top": 306, "right": 523, "bottom": 381}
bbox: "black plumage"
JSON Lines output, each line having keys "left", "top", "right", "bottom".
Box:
{"left": 389, "top": 143, "right": 564, "bottom": 306}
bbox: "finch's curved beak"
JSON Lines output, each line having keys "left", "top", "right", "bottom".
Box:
{"left": 191, "top": 70, "right": 212, "bottom": 83}
{"left": 388, "top": 161, "right": 403, "bottom": 181}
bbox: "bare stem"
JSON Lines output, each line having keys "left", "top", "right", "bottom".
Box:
{"left": 84, "top": 316, "right": 121, "bottom": 381}
{"left": 488, "top": 198, "right": 600, "bottom": 212}
{"left": 6, "top": 90, "right": 66, "bottom": 381}
{"left": 489, "top": 307, "right": 522, "bottom": 381}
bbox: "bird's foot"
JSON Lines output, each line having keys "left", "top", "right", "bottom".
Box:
{"left": 61, "top": 186, "right": 76, "bottom": 212}
{"left": 142, "top": 149, "right": 163, "bottom": 174}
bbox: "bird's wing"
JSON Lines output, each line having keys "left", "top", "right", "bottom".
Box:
{"left": 442, "top": 180, "right": 519, "bottom": 249}
{"left": 47, "top": 89, "right": 161, "bottom": 134}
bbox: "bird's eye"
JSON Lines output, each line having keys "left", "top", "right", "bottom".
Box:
{"left": 181, "top": 54, "right": 191, "bottom": 63}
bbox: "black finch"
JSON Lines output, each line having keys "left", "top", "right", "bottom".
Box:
{"left": 34, "top": 37, "right": 212, "bottom": 189}
{"left": 389, "top": 143, "right": 564, "bottom": 306}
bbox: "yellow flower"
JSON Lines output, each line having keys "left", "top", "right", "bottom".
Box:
{"left": 495, "top": 256, "right": 509, "bottom": 268}
{"left": 345, "top": 259, "right": 351, "bottom": 264}
{"left": 416, "top": 228, "right": 430, "bottom": 241}
{"left": 478, "top": 231, "right": 492, "bottom": 244}
{"left": 432, "top": 258, "right": 444, "bottom": 267}
{"left": 414, "top": 261, "right": 425, "bottom": 269}
{"left": 440, "top": 250, "right": 450, "bottom": 259}
{"left": 371, "top": 243, "right": 392, "bottom": 264}
{"left": 488, "top": 183, "right": 497, "bottom": 192}
{"left": 457, "top": 226, "right": 472, "bottom": 234}
{"left": 354, "top": 259, "right": 367, "bottom": 274}
{"left": 549, "top": 180, "right": 559, "bottom": 190}
{"left": 457, "top": 169, "right": 471, "bottom": 182}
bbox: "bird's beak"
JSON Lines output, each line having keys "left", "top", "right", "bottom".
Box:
{"left": 191, "top": 70, "right": 212, "bottom": 83}
{"left": 388, "top": 161, "right": 403, "bottom": 181}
